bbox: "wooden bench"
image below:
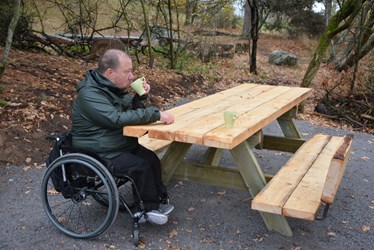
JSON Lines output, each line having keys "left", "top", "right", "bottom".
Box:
{"left": 138, "top": 134, "right": 172, "bottom": 153}
{"left": 252, "top": 133, "right": 354, "bottom": 220}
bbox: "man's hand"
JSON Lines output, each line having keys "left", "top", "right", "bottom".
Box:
{"left": 159, "top": 111, "right": 174, "bottom": 124}
{"left": 143, "top": 80, "right": 151, "bottom": 95}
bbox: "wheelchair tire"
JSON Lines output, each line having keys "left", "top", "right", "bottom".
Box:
{"left": 41, "top": 153, "right": 119, "bottom": 239}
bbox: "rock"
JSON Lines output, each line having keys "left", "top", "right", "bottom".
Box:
{"left": 268, "top": 50, "right": 298, "bottom": 66}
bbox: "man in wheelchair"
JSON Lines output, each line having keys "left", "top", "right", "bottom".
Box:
{"left": 70, "top": 49, "right": 175, "bottom": 225}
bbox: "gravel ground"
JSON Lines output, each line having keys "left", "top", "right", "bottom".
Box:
{"left": 1, "top": 120, "right": 373, "bottom": 250}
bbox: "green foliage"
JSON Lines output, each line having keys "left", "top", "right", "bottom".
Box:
{"left": 64, "top": 44, "right": 90, "bottom": 55}
{"left": 174, "top": 50, "right": 196, "bottom": 71}
{"left": 0, "top": 98, "right": 8, "bottom": 107}
{"left": 0, "top": 84, "right": 5, "bottom": 93}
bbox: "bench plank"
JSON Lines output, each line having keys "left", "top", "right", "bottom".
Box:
{"left": 282, "top": 136, "right": 344, "bottom": 220}
{"left": 138, "top": 135, "right": 171, "bottom": 152}
{"left": 322, "top": 134, "right": 354, "bottom": 204}
{"left": 251, "top": 134, "right": 331, "bottom": 214}
{"left": 252, "top": 134, "right": 353, "bottom": 221}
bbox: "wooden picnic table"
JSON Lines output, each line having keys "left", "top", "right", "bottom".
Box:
{"left": 124, "top": 83, "right": 312, "bottom": 236}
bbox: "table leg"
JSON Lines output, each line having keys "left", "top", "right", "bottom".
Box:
{"left": 230, "top": 139, "right": 293, "bottom": 237}
{"left": 277, "top": 107, "right": 302, "bottom": 139}
{"left": 160, "top": 141, "right": 192, "bottom": 184}
{"left": 203, "top": 147, "right": 223, "bottom": 166}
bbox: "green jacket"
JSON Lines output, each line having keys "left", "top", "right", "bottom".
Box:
{"left": 71, "top": 69, "right": 161, "bottom": 159}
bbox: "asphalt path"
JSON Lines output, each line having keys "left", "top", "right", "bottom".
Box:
{"left": 1, "top": 120, "right": 373, "bottom": 250}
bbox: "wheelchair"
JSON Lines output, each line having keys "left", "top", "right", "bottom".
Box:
{"left": 41, "top": 132, "right": 169, "bottom": 246}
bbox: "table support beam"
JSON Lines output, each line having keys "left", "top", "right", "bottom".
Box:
{"left": 202, "top": 148, "right": 224, "bottom": 166}
{"left": 260, "top": 135, "right": 305, "bottom": 153}
{"left": 173, "top": 162, "right": 247, "bottom": 190}
{"left": 277, "top": 107, "right": 302, "bottom": 139}
{"left": 160, "top": 141, "right": 192, "bottom": 184}
{"left": 230, "top": 139, "right": 293, "bottom": 237}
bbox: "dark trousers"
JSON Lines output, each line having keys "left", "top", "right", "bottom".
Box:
{"left": 110, "top": 144, "right": 162, "bottom": 211}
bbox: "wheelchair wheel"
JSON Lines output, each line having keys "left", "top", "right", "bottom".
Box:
{"left": 41, "top": 153, "right": 119, "bottom": 239}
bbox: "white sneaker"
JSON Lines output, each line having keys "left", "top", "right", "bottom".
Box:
{"left": 159, "top": 203, "right": 174, "bottom": 215}
{"left": 145, "top": 210, "right": 168, "bottom": 225}
{"left": 134, "top": 210, "right": 168, "bottom": 225}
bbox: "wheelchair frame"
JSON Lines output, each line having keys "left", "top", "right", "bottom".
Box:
{"left": 41, "top": 133, "right": 147, "bottom": 246}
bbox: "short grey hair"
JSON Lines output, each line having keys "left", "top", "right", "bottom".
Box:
{"left": 97, "top": 49, "right": 130, "bottom": 73}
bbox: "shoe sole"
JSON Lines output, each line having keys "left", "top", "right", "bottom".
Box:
{"left": 160, "top": 206, "right": 174, "bottom": 215}
{"left": 146, "top": 212, "right": 168, "bottom": 225}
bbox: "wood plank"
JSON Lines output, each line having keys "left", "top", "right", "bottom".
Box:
{"left": 260, "top": 135, "right": 305, "bottom": 153}
{"left": 282, "top": 136, "right": 344, "bottom": 220}
{"left": 204, "top": 87, "right": 312, "bottom": 149}
{"left": 251, "top": 134, "right": 331, "bottom": 215}
{"left": 277, "top": 108, "right": 302, "bottom": 139}
{"left": 160, "top": 142, "right": 192, "bottom": 184}
{"left": 149, "top": 84, "right": 276, "bottom": 141}
{"left": 173, "top": 85, "right": 291, "bottom": 146}
{"left": 322, "top": 134, "right": 354, "bottom": 204}
{"left": 173, "top": 162, "right": 247, "bottom": 190}
{"left": 138, "top": 135, "right": 171, "bottom": 152}
{"left": 124, "top": 84, "right": 258, "bottom": 137}
{"left": 202, "top": 148, "right": 224, "bottom": 166}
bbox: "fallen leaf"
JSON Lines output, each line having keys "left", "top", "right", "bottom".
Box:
{"left": 361, "top": 156, "right": 369, "bottom": 161}
{"left": 23, "top": 166, "right": 31, "bottom": 172}
{"left": 34, "top": 163, "right": 45, "bottom": 169}
{"left": 327, "top": 231, "right": 336, "bottom": 237}
{"left": 25, "top": 157, "right": 32, "bottom": 163}
{"left": 362, "top": 225, "right": 371, "bottom": 232}
{"left": 187, "top": 207, "right": 194, "bottom": 212}
{"left": 217, "top": 191, "right": 225, "bottom": 196}
{"left": 47, "top": 188, "right": 59, "bottom": 195}
{"left": 168, "top": 229, "right": 178, "bottom": 238}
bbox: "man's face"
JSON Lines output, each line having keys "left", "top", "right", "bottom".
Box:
{"left": 106, "top": 56, "right": 134, "bottom": 89}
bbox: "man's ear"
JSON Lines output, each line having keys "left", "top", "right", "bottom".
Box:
{"left": 103, "top": 68, "right": 113, "bottom": 78}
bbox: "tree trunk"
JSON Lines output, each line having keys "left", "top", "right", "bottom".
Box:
{"left": 248, "top": 0, "right": 259, "bottom": 74}
{"left": 301, "top": 0, "right": 366, "bottom": 88}
{"left": 324, "top": 0, "right": 333, "bottom": 27}
{"left": 167, "top": 0, "right": 175, "bottom": 69}
{"left": 0, "top": 0, "right": 22, "bottom": 76}
{"left": 140, "top": 0, "right": 154, "bottom": 68}
{"left": 185, "top": 0, "right": 192, "bottom": 25}
{"left": 242, "top": 1, "right": 251, "bottom": 39}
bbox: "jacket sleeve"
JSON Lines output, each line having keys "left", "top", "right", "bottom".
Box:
{"left": 76, "top": 87, "right": 161, "bottom": 129}
{"left": 132, "top": 93, "right": 151, "bottom": 109}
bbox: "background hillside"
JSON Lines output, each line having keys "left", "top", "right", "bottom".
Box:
{"left": 1, "top": 0, "right": 373, "bottom": 166}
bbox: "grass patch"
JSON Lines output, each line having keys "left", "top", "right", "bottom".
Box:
{"left": 0, "top": 98, "right": 8, "bottom": 106}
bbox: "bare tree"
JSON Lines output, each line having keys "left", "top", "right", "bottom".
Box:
{"left": 324, "top": 0, "right": 333, "bottom": 27}
{"left": 242, "top": 0, "right": 250, "bottom": 38}
{"left": 247, "top": 0, "right": 259, "bottom": 74}
{"left": 335, "top": 1, "right": 374, "bottom": 72}
{"left": 0, "top": 0, "right": 21, "bottom": 76}
{"left": 140, "top": 0, "right": 154, "bottom": 68}
{"left": 301, "top": 0, "right": 367, "bottom": 89}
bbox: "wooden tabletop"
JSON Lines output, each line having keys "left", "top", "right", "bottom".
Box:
{"left": 124, "top": 83, "right": 312, "bottom": 149}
